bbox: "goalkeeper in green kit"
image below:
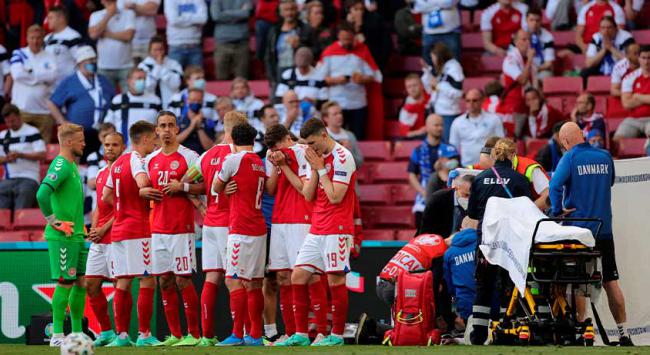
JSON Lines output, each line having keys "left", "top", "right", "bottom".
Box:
{"left": 36, "top": 123, "right": 88, "bottom": 347}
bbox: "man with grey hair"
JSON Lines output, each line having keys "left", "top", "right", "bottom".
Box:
{"left": 275, "top": 47, "right": 328, "bottom": 103}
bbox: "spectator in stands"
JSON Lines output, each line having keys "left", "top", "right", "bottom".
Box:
{"left": 177, "top": 88, "right": 216, "bottom": 154}
{"left": 399, "top": 73, "right": 430, "bottom": 138}
{"left": 274, "top": 90, "right": 315, "bottom": 136}
{"left": 0, "top": 103, "right": 46, "bottom": 210}
{"left": 48, "top": 46, "right": 115, "bottom": 155}
{"left": 576, "top": 0, "right": 625, "bottom": 54}
{"left": 344, "top": 0, "right": 392, "bottom": 70}
{"left": 44, "top": 6, "right": 83, "bottom": 84}
{"left": 419, "top": 174, "right": 474, "bottom": 237}
{"left": 215, "top": 97, "right": 235, "bottom": 142}
{"left": 482, "top": 80, "right": 504, "bottom": 114}
{"left": 88, "top": 0, "right": 136, "bottom": 91}
{"left": 86, "top": 122, "right": 116, "bottom": 192}
{"left": 525, "top": 8, "right": 555, "bottom": 80}
{"left": 502, "top": 29, "right": 537, "bottom": 139}
{"left": 275, "top": 46, "right": 327, "bottom": 104}
{"left": 169, "top": 66, "right": 218, "bottom": 133}
{"left": 10, "top": 25, "right": 58, "bottom": 143}
{"left": 393, "top": 2, "right": 421, "bottom": 56}
{"left": 611, "top": 43, "right": 640, "bottom": 97}
{"left": 426, "top": 143, "right": 461, "bottom": 197}
{"left": 231, "top": 77, "right": 265, "bottom": 120}
{"left": 544, "top": 0, "right": 578, "bottom": 30}
{"left": 103, "top": 68, "right": 161, "bottom": 145}
{"left": 253, "top": 103, "right": 280, "bottom": 155}
{"left": 571, "top": 92, "right": 606, "bottom": 137}
{"left": 211, "top": 0, "right": 252, "bottom": 80}
{"left": 525, "top": 88, "right": 566, "bottom": 139}
{"left": 587, "top": 128, "right": 606, "bottom": 148}
{"left": 319, "top": 22, "right": 383, "bottom": 141}
{"left": 412, "top": 0, "right": 461, "bottom": 62}
{"left": 301, "top": 1, "right": 335, "bottom": 60}
{"left": 138, "top": 35, "right": 183, "bottom": 108}
{"left": 535, "top": 120, "right": 566, "bottom": 173}
{"left": 481, "top": 0, "right": 528, "bottom": 55}
{"left": 322, "top": 100, "right": 364, "bottom": 169}
{"left": 164, "top": 0, "right": 208, "bottom": 67}
{"left": 617, "top": 45, "right": 650, "bottom": 142}
{"left": 583, "top": 16, "right": 635, "bottom": 80}
{"left": 422, "top": 42, "right": 464, "bottom": 142}
{"left": 450, "top": 89, "right": 504, "bottom": 167}
{"left": 408, "top": 113, "right": 446, "bottom": 227}
{"left": 443, "top": 219, "right": 478, "bottom": 324}
{"left": 0, "top": 45, "right": 9, "bottom": 115}
{"left": 122, "top": 0, "right": 160, "bottom": 62}
{"left": 265, "top": 0, "right": 306, "bottom": 87}
{"left": 255, "top": 0, "right": 280, "bottom": 61}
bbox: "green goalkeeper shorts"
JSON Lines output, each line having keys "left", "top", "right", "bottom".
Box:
{"left": 47, "top": 240, "right": 88, "bottom": 281}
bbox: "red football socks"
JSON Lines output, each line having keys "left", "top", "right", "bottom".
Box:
{"left": 247, "top": 288, "right": 264, "bottom": 339}
{"left": 88, "top": 292, "right": 112, "bottom": 332}
{"left": 161, "top": 287, "right": 182, "bottom": 338}
{"left": 229, "top": 288, "right": 247, "bottom": 338}
{"left": 137, "top": 287, "right": 154, "bottom": 334}
{"left": 330, "top": 284, "right": 348, "bottom": 336}
{"left": 200, "top": 281, "right": 218, "bottom": 338}
{"left": 292, "top": 284, "right": 310, "bottom": 335}
{"left": 113, "top": 288, "right": 132, "bottom": 334}
{"left": 309, "top": 281, "right": 329, "bottom": 335}
{"left": 181, "top": 285, "right": 200, "bottom": 338}
{"left": 279, "top": 285, "right": 296, "bottom": 336}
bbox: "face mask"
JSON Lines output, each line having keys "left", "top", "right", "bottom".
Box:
{"left": 193, "top": 79, "right": 206, "bottom": 90}
{"left": 457, "top": 196, "right": 469, "bottom": 210}
{"left": 444, "top": 159, "right": 459, "bottom": 170}
{"left": 189, "top": 102, "right": 202, "bottom": 113}
{"left": 133, "top": 79, "right": 146, "bottom": 94}
{"left": 84, "top": 62, "right": 97, "bottom": 74}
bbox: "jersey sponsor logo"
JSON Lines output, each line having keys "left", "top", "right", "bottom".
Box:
{"left": 48, "top": 173, "right": 58, "bottom": 181}
{"left": 170, "top": 160, "right": 180, "bottom": 170}
{"left": 577, "top": 164, "right": 609, "bottom": 175}
{"left": 414, "top": 235, "right": 442, "bottom": 247}
{"left": 483, "top": 177, "right": 510, "bottom": 185}
{"left": 335, "top": 171, "right": 347, "bottom": 177}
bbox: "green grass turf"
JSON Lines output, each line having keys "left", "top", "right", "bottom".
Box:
{"left": 1, "top": 345, "right": 650, "bottom": 355}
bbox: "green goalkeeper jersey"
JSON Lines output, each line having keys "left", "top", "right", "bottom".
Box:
{"left": 37, "top": 155, "right": 85, "bottom": 241}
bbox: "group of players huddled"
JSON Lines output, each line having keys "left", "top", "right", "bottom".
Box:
{"left": 37, "top": 110, "right": 361, "bottom": 347}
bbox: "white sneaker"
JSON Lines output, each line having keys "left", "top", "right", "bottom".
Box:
{"left": 311, "top": 333, "right": 326, "bottom": 346}
{"left": 269, "top": 334, "right": 289, "bottom": 346}
{"left": 49, "top": 333, "right": 65, "bottom": 347}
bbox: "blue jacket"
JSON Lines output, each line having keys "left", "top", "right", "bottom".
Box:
{"left": 443, "top": 228, "right": 478, "bottom": 320}
{"left": 549, "top": 142, "right": 615, "bottom": 238}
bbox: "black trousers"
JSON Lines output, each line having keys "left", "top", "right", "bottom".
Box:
{"left": 343, "top": 107, "right": 368, "bottom": 141}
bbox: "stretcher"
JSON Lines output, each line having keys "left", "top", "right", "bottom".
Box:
{"left": 490, "top": 218, "right": 604, "bottom": 346}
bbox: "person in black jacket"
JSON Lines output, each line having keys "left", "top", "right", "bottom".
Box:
{"left": 535, "top": 120, "right": 567, "bottom": 173}
{"left": 418, "top": 174, "right": 474, "bottom": 237}
{"left": 466, "top": 138, "right": 533, "bottom": 345}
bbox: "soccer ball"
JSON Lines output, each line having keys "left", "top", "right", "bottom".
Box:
{"left": 60, "top": 333, "right": 95, "bottom": 355}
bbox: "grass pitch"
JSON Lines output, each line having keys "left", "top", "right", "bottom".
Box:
{"left": 1, "top": 345, "right": 650, "bottom": 355}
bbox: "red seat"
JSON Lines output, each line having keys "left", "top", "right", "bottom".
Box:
{"left": 461, "top": 32, "right": 484, "bottom": 51}
{"left": 383, "top": 78, "right": 406, "bottom": 98}
{"left": 392, "top": 184, "right": 416, "bottom": 205}
{"left": 617, "top": 138, "right": 646, "bottom": 158}
{"left": 632, "top": 30, "right": 650, "bottom": 45}
{"left": 30, "top": 231, "right": 45, "bottom": 241}
{"left": 384, "top": 98, "right": 403, "bottom": 119}
{"left": 363, "top": 229, "right": 396, "bottom": 241}
{"left": 606, "top": 96, "right": 631, "bottom": 118}
{"left": 552, "top": 31, "right": 575, "bottom": 48}
{"left": 46, "top": 144, "right": 59, "bottom": 162}
{"left": 543, "top": 77, "right": 583, "bottom": 96}
{"left": 546, "top": 97, "right": 564, "bottom": 114}
{"left": 372, "top": 162, "right": 409, "bottom": 183}
{"left": 13, "top": 209, "right": 46, "bottom": 230}
{"left": 606, "top": 118, "right": 624, "bottom": 133}
{"left": 0, "top": 209, "right": 11, "bottom": 230}
{"left": 358, "top": 141, "right": 391, "bottom": 161}
{"left": 249, "top": 80, "right": 271, "bottom": 98}
{"left": 391, "top": 56, "right": 422, "bottom": 73}
{"left": 371, "top": 206, "right": 415, "bottom": 228}
{"left": 357, "top": 163, "right": 373, "bottom": 183}
{"left": 393, "top": 140, "right": 421, "bottom": 161}
{"left": 384, "top": 120, "right": 403, "bottom": 139}
{"left": 0, "top": 231, "right": 31, "bottom": 242}
{"left": 594, "top": 95, "right": 607, "bottom": 114}
{"left": 479, "top": 55, "right": 504, "bottom": 75}
{"left": 586, "top": 76, "right": 610, "bottom": 95}
{"left": 460, "top": 10, "right": 480, "bottom": 32}
{"left": 205, "top": 81, "right": 231, "bottom": 97}
{"left": 396, "top": 229, "right": 417, "bottom": 241}
{"left": 358, "top": 184, "right": 392, "bottom": 205}
{"left": 525, "top": 138, "right": 547, "bottom": 159}
{"left": 464, "top": 77, "right": 496, "bottom": 92}
{"left": 571, "top": 54, "right": 586, "bottom": 71}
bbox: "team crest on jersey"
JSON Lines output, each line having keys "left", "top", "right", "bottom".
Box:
{"left": 325, "top": 163, "right": 332, "bottom": 172}
{"left": 637, "top": 82, "right": 642, "bottom": 89}
{"left": 114, "top": 166, "right": 122, "bottom": 173}
{"left": 48, "top": 173, "right": 58, "bottom": 181}
{"left": 170, "top": 160, "right": 180, "bottom": 170}
{"left": 415, "top": 235, "right": 441, "bottom": 246}
{"left": 512, "top": 14, "right": 519, "bottom": 22}
{"left": 210, "top": 158, "right": 220, "bottom": 165}
{"left": 604, "top": 10, "right": 613, "bottom": 16}
{"left": 68, "top": 267, "right": 76, "bottom": 277}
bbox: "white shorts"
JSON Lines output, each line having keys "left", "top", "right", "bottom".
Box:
{"left": 268, "top": 223, "right": 310, "bottom": 271}
{"left": 225, "top": 234, "right": 267, "bottom": 281}
{"left": 111, "top": 238, "right": 153, "bottom": 278}
{"left": 152, "top": 233, "right": 197, "bottom": 276}
{"left": 85, "top": 243, "right": 112, "bottom": 279}
{"left": 202, "top": 226, "right": 229, "bottom": 272}
{"left": 295, "top": 234, "right": 352, "bottom": 274}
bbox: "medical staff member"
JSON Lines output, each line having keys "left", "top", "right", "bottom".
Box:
{"left": 549, "top": 122, "right": 633, "bottom": 346}
{"left": 466, "top": 138, "right": 531, "bottom": 345}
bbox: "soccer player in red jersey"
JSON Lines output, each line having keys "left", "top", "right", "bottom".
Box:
{"left": 166, "top": 111, "right": 249, "bottom": 346}
{"left": 275, "top": 118, "right": 357, "bottom": 347}
{"left": 134, "top": 111, "right": 201, "bottom": 346}
{"left": 101, "top": 121, "right": 160, "bottom": 347}
{"left": 85, "top": 132, "right": 124, "bottom": 346}
{"left": 213, "top": 123, "right": 268, "bottom": 346}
